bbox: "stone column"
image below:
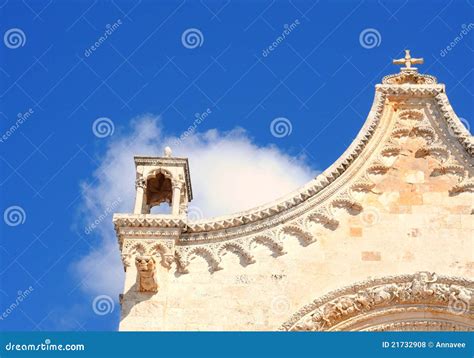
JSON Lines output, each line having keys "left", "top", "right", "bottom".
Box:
{"left": 134, "top": 177, "right": 148, "bottom": 214}
{"left": 171, "top": 181, "right": 182, "bottom": 215}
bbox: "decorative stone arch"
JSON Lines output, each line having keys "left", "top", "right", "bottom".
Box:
{"left": 149, "top": 242, "right": 174, "bottom": 268}
{"left": 279, "top": 225, "right": 315, "bottom": 246}
{"left": 217, "top": 242, "right": 255, "bottom": 266}
{"left": 280, "top": 272, "right": 473, "bottom": 331}
{"left": 249, "top": 235, "right": 286, "bottom": 256}
{"left": 145, "top": 167, "right": 174, "bottom": 181}
{"left": 144, "top": 168, "right": 175, "bottom": 212}
{"left": 177, "top": 246, "right": 222, "bottom": 273}
{"left": 121, "top": 242, "right": 147, "bottom": 270}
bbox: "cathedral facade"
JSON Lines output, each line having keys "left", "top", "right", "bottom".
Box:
{"left": 113, "top": 51, "right": 473, "bottom": 331}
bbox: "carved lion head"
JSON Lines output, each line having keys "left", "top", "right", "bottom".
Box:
{"left": 135, "top": 255, "right": 156, "bottom": 273}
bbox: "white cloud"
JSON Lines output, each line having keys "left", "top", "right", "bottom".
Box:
{"left": 72, "top": 115, "right": 317, "bottom": 298}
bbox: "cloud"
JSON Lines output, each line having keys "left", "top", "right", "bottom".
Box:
{"left": 71, "top": 114, "right": 317, "bottom": 299}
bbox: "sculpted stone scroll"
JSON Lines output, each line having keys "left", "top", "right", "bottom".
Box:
{"left": 281, "top": 272, "right": 474, "bottom": 331}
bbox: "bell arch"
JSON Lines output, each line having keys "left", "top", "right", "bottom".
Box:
{"left": 145, "top": 169, "right": 174, "bottom": 212}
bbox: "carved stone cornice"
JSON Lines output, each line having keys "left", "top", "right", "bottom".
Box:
{"left": 115, "top": 73, "right": 473, "bottom": 273}
{"left": 115, "top": 84, "right": 471, "bottom": 238}
{"left": 115, "top": 90, "right": 386, "bottom": 237}
{"left": 279, "top": 272, "right": 474, "bottom": 331}
{"left": 434, "top": 93, "right": 473, "bottom": 156}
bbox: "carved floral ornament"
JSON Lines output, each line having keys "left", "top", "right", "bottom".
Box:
{"left": 280, "top": 272, "right": 474, "bottom": 332}
{"left": 121, "top": 239, "right": 175, "bottom": 271}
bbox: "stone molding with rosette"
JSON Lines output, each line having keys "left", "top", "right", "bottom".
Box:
{"left": 280, "top": 272, "right": 474, "bottom": 331}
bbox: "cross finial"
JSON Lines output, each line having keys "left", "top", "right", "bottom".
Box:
{"left": 393, "top": 50, "right": 423, "bottom": 71}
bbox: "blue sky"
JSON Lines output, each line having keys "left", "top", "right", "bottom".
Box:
{"left": 0, "top": 0, "right": 472, "bottom": 331}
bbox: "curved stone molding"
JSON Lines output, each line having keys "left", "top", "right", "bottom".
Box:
{"left": 415, "top": 144, "right": 450, "bottom": 162}
{"left": 217, "top": 242, "right": 256, "bottom": 265}
{"left": 451, "top": 177, "right": 474, "bottom": 194}
{"left": 304, "top": 210, "right": 339, "bottom": 231}
{"left": 114, "top": 66, "right": 473, "bottom": 275}
{"left": 280, "top": 225, "right": 315, "bottom": 245}
{"left": 280, "top": 272, "right": 474, "bottom": 331}
{"left": 365, "top": 321, "right": 473, "bottom": 332}
{"left": 398, "top": 109, "right": 424, "bottom": 121}
{"left": 382, "top": 71, "right": 437, "bottom": 85}
{"left": 114, "top": 84, "right": 470, "bottom": 239}
{"left": 435, "top": 93, "right": 473, "bottom": 156}
{"left": 175, "top": 245, "right": 222, "bottom": 273}
{"left": 250, "top": 235, "right": 287, "bottom": 256}
{"left": 173, "top": 222, "right": 319, "bottom": 273}
{"left": 114, "top": 90, "right": 386, "bottom": 237}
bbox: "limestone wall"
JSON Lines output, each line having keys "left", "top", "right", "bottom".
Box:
{"left": 119, "top": 133, "right": 472, "bottom": 331}
{"left": 116, "top": 74, "right": 473, "bottom": 331}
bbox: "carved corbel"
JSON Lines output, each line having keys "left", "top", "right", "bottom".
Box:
{"left": 135, "top": 255, "right": 159, "bottom": 293}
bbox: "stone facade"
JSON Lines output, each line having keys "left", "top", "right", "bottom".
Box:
{"left": 113, "top": 51, "right": 473, "bottom": 331}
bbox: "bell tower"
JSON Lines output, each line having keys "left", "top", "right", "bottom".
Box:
{"left": 133, "top": 147, "right": 193, "bottom": 216}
